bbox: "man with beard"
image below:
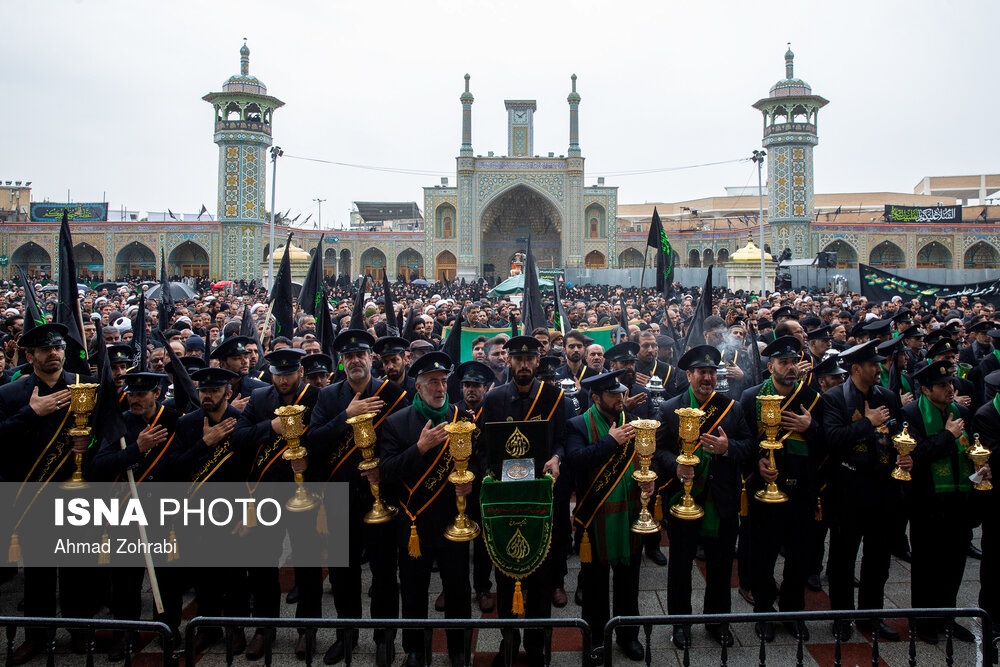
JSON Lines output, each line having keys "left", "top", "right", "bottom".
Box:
{"left": 307, "top": 329, "right": 408, "bottom": 666}
{"left": 375, "top": 336, "right": 416, "bottom": 395}
{"left": 246, "top": 339, "right": 271, "bottom": 383}
{"left": 92, "top": 370, "right": 182, "bottom": 660}
{"left": 604, "top": 342, "right": 653, "bottom": 419}
{"left": 483, "top": 336, "right": 509, "bottom": 385}
{"left": 739, "top": 336, "right": 824, "bottom": 643}
{"left": 655, "top": 345, "right": 753, "bottom": 649}
{"left": 381, "top": 352, "right": 471, "bottom": 667}
{"left": 705, "top": 316, "right": 748, "bottom": 397}
{"left": 822, "top": 339, "right": 902, "bottom": 642}
{"left": 556, "top": 330, "right": 597, "bottom": 384}
{"left": 232, "top": 348, "right": 323, "bottom": 660}
{"left": 211, "top": 335, "right": 267, "bottom": 409}
{"left": 0, "top": 323, "right": 99, "bottom": 664}
{"left": 635, "top": 331, "right": 687, "bottom": 399}
{"left": 959, "top": 320, "right": 993, "bottom": 369}
{"left": 108, "top": 343, "right": 134, "bottom": 406}
{"left": 586, "top": 343, "right": 606, "bottom": 375}
{"left": 302, "top": 353, "right": 333, "bottom": 389}
{"left": 170, "top": 367, "right": 248, "bottom": 655}
{"left": 481, "top": 336, "right": 565, "bottom": 666}
{"left": 565, "top": 370, "right": 653, "bottom": 662}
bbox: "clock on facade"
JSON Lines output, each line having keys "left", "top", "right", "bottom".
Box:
{"left": 513, "top": 109, "right": 527, "bottom": 123}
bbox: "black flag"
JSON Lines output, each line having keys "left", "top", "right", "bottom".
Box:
{"left": 316, "top": 289, "right": 338, "bottom": 359}
{"left": 647, "top": 208, "right": 674, "bottom": 296}
{"left": 157, "top": 249, "right": 174, "bottom": 332}
{"left": 16, "top": 265, "right": 45, "bottom": 338}
{"left": 684, "top": 267, "right": 714, "bottom": 350}
{"left": 164, "top": 337, "right": 199, "bottom": 413}
{"left": 131, "top": 293, "right": 148, "bottom": 371}
{"left": 552, "top": 277, "right": 568, "bottom": 336}
{"left": 298, "top": 235, "right": 325, "bottom": 317}
{"left": 615, "top": 299, "right": 629, "bottom": 344}
{"left": 93, "top": 324, "right": 126, "bottom": 447}
{"left": 268, "top": 233, "right": 295, "bottom": 339}
{"left": 57, "top": 210, "right": 90, "bottom": 374}
{"left": 239, "top": 304, "right": 267, "bottom": 373}
{"left": 402, "top": 300, "right": 419, "bottom": 342}
{"left": 520, "top": 237, "right": 547, "bottom": 334}
{"left": 382, "top": 272, "right": 399, "bottom": 337}
{"left": 348, "top": 275, "right": 371, "bottom": 332}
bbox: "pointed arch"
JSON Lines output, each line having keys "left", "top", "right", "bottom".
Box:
{"left": 168, "top": 240, "right": 210, "bottom": 277}
{"left": 116, "top": 241, "right": 156, "bottom": 279}
{"left": 585, "top": 203, "right": 606, "bottom": 239}
{"left": 396, "top": 248, "right": 423, "bottom": 282}
{"left": 339, "top": 248, "right": 352, "bottom": 277}
{"left": 11, "top": 241, "right": 51, "bottom": 279}
{"left": 822, "top": 240, "right": 858, "bottom": 267}
{"left": 435, "top": 203, "right": 456, "bottom": 239}
{"left": 703, "top": 249, "right": 714, "bottom": 266}
{"left": 868, "top": 241, "right": 904, "bottom": 269}
{"left": 964, "top": 241, "right": 1000, "bottom": 269}
{"left": 618, "top": 248, "right": 644, "bottom": 268}
{"left": 73, "top": 242, "right": 104, "bottom": 280}
{"left": 688, "top": 249, "right": 701, "bottom": 268}
{"left": 716, "top": 248, "right": 729, "bottom": 265}
{"left": 360, "top": 247, "right": 386, "bottom": 281}
{"left": 585, "top": 250, "right": 606, "bottom": 269}
{"left": 916, "top": 241, "right": 952, "bottom": 269}
{"left": 435, "top": 250, "right": 457, "bottom": 282}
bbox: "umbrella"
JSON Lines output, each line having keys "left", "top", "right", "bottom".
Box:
{"left": 40, "top": 285, "right": 59, "bottom": 293}
{"left": 94, "top": 282, "right": 123, "bottom": 293}
{"left": 145, "top": 281, "right": 197, "bottom": 300}
{"left": 487, "top": 273, "right": 554, "bottom": 297}
{"left": 410, "top": 278, "right": 428, "bottom": 286}
{"left": 212, "top": 280, "right": 235, "bottom": 289}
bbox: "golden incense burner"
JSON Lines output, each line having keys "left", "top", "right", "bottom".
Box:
{"left": 347, "top": 412, "right": 398, "bottom": 524}
{"left": 670, "top": 407, "right": 705, "bottom": 520}
{"left": 443, "top": 420, "right": 481, "bottom": 542}
{"left": 277, "top": 404, "right": 319, "bottom": 512}
{"left": 755, "top": 395, "right": 788, "bottom": 503}
{"left": 968, "top": 433, "right": 993, "bottom": 491}
{"left": 62, "top": 382, "right": 99, "bottom": 490}
{"left": 629, "top": 418, "right": 661, "bottom": 534}
{"left": 891, "top": 422, "right": 918, "bottom": 482}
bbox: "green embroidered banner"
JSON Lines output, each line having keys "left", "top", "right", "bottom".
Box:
{"left": 479, "top": 476, "right": 553, "bottom": 579}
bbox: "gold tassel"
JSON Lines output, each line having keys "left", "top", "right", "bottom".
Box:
{"left": 167, "top": 527, "right": 178, "bottom": 562}
{"left": 814, "top": 498, "right": 822, "bottom": 522}
{"left": 579, "top": 530, "right": 592, "bottom": 564}
{"left": 316, "top": 504, "right": 328, "bottom": 535}
{"left": 98, "top": 532, "right": 111, "bottom": 564}
{"left": 511, "top": 580, "right": 525, "bottom": 615}
{"left": 8, "top": 534, "right": 21, "bottom": 563}
{"left": 408, "top": 523, "right": 421, "bottom": 558}
{"left": 245, "top": 499, "right": 257, "bottom": 528}
{"left": 653, "top": 495, "right": 664, "bottom": 523}
{"left": 739, "top": 480, "right": 749, "bottom": 517}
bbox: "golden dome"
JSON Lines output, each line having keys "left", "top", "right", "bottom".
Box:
{"left": 731, "top": 234, "right": 773, "bottom": 263}
{"left": 269, "top": 244, "right": 311, "bottom": 262}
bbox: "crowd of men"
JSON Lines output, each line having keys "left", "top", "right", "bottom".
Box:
{"left": 0, "top": 274, "right": 996, "bottom": 666}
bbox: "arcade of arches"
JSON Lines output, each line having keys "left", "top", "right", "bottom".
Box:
{"left": 360, "top": 248, "right": 386, "bottom": 281}
{"left": 916, "top": 242, "right": 952, "bottom": 269}
{"left": 480, "top": 185, "right": 561, "bottom": 279}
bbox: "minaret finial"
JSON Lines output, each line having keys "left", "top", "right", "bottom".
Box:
{"left": 571, "top": 73, "right": 577, "bottom": 93}
{"left": 464, "top": 73, "right": 470, "bottom": 93}
{"left": 784, "top": 42, "right": 794, "bottom": 79}
{"left": 240, "top": 38, "right": 250, "bottom": 76}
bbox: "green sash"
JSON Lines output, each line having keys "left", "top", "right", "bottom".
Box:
{"left": 480, "top": 476, "right": 553, "bottom": 578}
{"left": 879, "top": 364, "right": 890, "bottom": 388}
{"left": 917, "top": 395, "right": 973, "bottom": 494}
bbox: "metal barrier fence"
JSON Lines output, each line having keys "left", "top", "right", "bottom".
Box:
{"left": 0, "top": 616, "right": 176, "bottom": 667}
{"left": 184, "top": 615, "right": 594, "bottom": 667}
{"left": 603, "top": 608, "right": 996, "bottom": 667}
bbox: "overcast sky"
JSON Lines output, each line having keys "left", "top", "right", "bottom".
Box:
{"left": 5, "top": 0, "right": 996, "bottom": 227}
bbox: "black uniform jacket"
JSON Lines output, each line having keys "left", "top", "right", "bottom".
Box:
{"left": 92, "top": 404, "right": 182, "bottom": 483}
{"left": 565, "top": 409, "right": 665, "bottom": 499}
{"left": 232, "top": 374, "right": 269, "bottom": 402}
{"left": 170, "top": 404, "right": 248, "bottom": 484}
{"left": 900, "top": 400, "right": 975, "bottom": 514}
{"left": 480, "top": 378, "right": 567, "bottom": 466}
{"left": 233, "top": 382, "right": 319, "bottom": 484}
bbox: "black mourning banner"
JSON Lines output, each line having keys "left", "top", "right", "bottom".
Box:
{"left": 884, "top": 204, "right": 962, "bottom": 224}
{"left": 484, "top": 420, "right": 549, "bottom": 480}
{"left": 859, "top": 263, "right": 1000, "bottom": 306}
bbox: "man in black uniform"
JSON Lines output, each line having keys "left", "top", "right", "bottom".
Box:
{"left": 303, "top": 353, "right": 333, "bottom": 389}
{"left": 822, "top": 339, "right": 901, "bottom": 641}
{"left": 232, "top": 348, "right": 323, "bottom": 660}
{"left": 109, "top": 342, "right": 134, "bottom": 407}
{"left": 739, "top": 336, "right": 824, "bottom": 642}
{"left": 655, "top": 345, "right": 753, "bottom": 649}
{"left": 381, "top": 352, "right": 470, "bottom": 667}
{"left": 635, "top": 330, "right": 688, "bottom": 400}
{"left": 92, "top": 370, "right": 182, "bottom": 660}
{"left": 0, "top": 323, "right": 98, "bottom": 664}
{"left": 481, "top": 336, "right": 565, "bottom": 666}
{"left": 375, "top": 336, "right": 417, "bottom": 395}
{"left": 605, "top": 342, "right": 653, "bottom": 419}
{"left": 211, "top": 335, "right": 267, "bottom": 409}
{"left": 307, "top": 329, "right": 408, "bottom": 666}
{"left": 556, "top": 330, "right": 597, "bottom": 384}
{"left": 967, "top": 327, "right": 1000, "bottom": 405}
{"left": 973, "top": 369, "right": 999, "bottom": 647}
{"left": 899, "top": 360, "right": 979, "bottom": 643}
{"left": 959, "top": 320, "right": 993, "bottom": 369}
{"left": 171, "top": 367, "right": 249, "bottom": 655}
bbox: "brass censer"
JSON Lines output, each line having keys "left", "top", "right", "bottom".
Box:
{"left": 277, "top": 404, "right": 319, "bottom": 512}
{"left": 62, "top": 382, "right": 99, "bottom": 490}
{"left": 347, "top": 412, "right": 398, "bottom": 524}
{"left": 891, "top": 422, "right": 917, "bottom": 482}
{"left": 755, "top": 395, "right": 788, "bottom": 503}
{"left": 968, "top": 433, "right": 993, "bottom": 491}
{"left": 443, "top": 420, "right": 481, "bottom": 542}
{"left": 629, "top": 418, "right": 661, "bottom": 534}
{"left": 670, "top": 407, "right": 705, "bottom": 520}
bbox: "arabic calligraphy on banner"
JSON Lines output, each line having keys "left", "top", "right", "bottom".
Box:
{"left": 859, "top": 263, "right": 1000, "bottom": 306}
{"left": 884, "top": 205, "right": 962, "bottom": 224}
{"left": 30, "top": 203, "right": 108, "bottom": 222}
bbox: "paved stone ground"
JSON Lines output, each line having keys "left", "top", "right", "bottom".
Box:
{"left": 0, "top": 528, "right": 990, "bottom": 665}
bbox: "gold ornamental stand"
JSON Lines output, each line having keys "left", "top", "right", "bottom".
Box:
{"left": 62, "top": 382, "right": 99, "bottom": 490}
{"left": 755, "top": 395, "right": 788, "bottom": 504}
{"left": 277, "top": 404, "right": 319, "bottom": 512}
{"left": 891, "top": 422, "right": 917, "bottom": 482}
{"left": 347, "top": 412, "right": 398, "bottom": 524}
{"left": 968, "top": 434, "right": 993, "bottom": 491}
{"left": 670, "top": 407, "right": 705, "bottom": 520}
{"left": 630, "top": 419, "right": 661, "bottom": 533}
{"left": 443, "top": 420, "right": 481, "bottom": 542}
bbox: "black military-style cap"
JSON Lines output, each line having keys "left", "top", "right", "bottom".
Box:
{"left": 302, "top": 353, "right": 333, "bottom": 376}
{"left": 876, "top": 336, "right": 905, "bottom": 357}
{"left": 504, "top": 335, "right": 543, "bottom": 357}
{"left": 165, "top": 356, "right": 207, "bottom": 374}
{"left": 923, "top": 329, "right": 951, "bottom": 346}
{"left": 850, "top": 321, "right": 868, "bottom": 340}
{"left": 19, "top": 322, "right": 68, "bottom": 349}
{"left": 210, "top": 335, "right": 252, "bottom": 360}
{"left": 108, "top": 344, "right": 134, "bottom": 365}
{"left": 123, "top": 371, "right": 166, "bottom": 393}
{"left": 985, "top": 369, "right": 1000, "bottom": 389}
{"left": 333, "top": 329, "right": 375, "bottom": 354}
{"left": 912, "top": 359, "right": 954, "bottom": 386}
{"left": 456, "top": 360, "right": 494, "bottom": 385}
{"left": 807, "top": 325, "right": 833, "bottom": 341}
{"left": 655, "top": 334, "right": 674, "bottom": 348}
{"left": 812, "top": 353, "right": 848, "bottom": 377}
{"left": 899, "top": 325, "right": 923, "bottom": 339}
{"left": 409, "top": 351, "right": 453, "bottom": 378}
{"left": 605, "top": 341, "right": 640, "bottom": 363}
{"left": 891, "top": 309, "right": 913, "bottom": 323}
{"left": 772, "top": 306, "right": 797, "bottom": 321}
{"left": 927, "top": 339, "right": 958, "bottom": 359}
{"left": 678, "top": 344, "right": 722, "bottom": 371}
{"left": 762, "top": 335, "right": 802, "bottom": 359}
{"left": 373, "top": 336, "right": 409, "bottom": 357}
{"left": 988, "top": 328, "right": 1000, "bottom": 340}
{"left": 969, "top": 320, "right": 991, "bottom": 334}
{"left": 581, "top": 369, "right": 629, "bottom": 394}
{"left": 535, "top": 356, "right": 562, "bottom": 379}
{"left": 191, "top": 367, "right": 239, "bottom": 389}
{"left": 839, "top": 339, "right": 886, "bottom": 366}
{"left": 265, "top": 348, "right": 305, "bottom": 375}
{"left": 862, "top": 319, "right": 892, "bottom": 336}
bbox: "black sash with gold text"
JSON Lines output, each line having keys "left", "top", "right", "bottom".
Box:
{"left": 400, "top": 407, "right": 460, "bottom": 523}
{"left": 327, "top": 379, "right": 408, "bottom": 480}
{"left": 572, "top": 410, "right": 634, "bottom": 530}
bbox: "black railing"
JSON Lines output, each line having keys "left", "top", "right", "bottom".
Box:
{"left": 185, "top": 615, "right": 594, "bottom": 667}
{"left": 0, "top": 616, "right": 176, "bottom": 667}
{"left": 603, "top": 608, "right": 996, "bottom": 667}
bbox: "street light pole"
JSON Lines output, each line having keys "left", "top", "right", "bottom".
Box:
{"left": 314, "top": 198, "right": 326, "bottom": 229}
{"left": 268, "top": 146, "right": 283, "bottom": 289}
{"left": 752, "top": 150, "right": 767, "bottom": 300}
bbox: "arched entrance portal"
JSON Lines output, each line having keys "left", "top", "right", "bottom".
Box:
{"left": 480, "top": 185, "right": 561, "bottom": 280}
{"left": 116, "top": 242, "right": 156, "bottom": 278}
{"left": 169, "top": 241, "right": 209, "bottom": 277}
{"left": 396, "top": 249, "right": 423, "bottom": 282}
{"left": 436, "top": 251, "right": 457, "bottom": 282}
{"left": 11, "top": 242, "right": 51, "bottom": 279}
{"left": 339, "top": 249, "right": 351, "bottom": 278}
{"left": 73, "top": 243, "right": 104, "bottom": 280}
{"left": 360, "top": 248, "right": 386, "bottom": 281}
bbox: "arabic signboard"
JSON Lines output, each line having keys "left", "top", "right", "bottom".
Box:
{"left": 859, "top": 263, "right": 1000, "bottom": 306}
{"left": 884, "top": 204, "right": 962, "bottom": 224}
{"left": 30, "top": 203, "right": 108, "bottom": 222}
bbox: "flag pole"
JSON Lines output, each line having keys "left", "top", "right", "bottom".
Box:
{"left": 639, "top": 246, "right": 649, "bottom": 291}
{"left": 119, "top": 438, "right": 164, "bottom": 614}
